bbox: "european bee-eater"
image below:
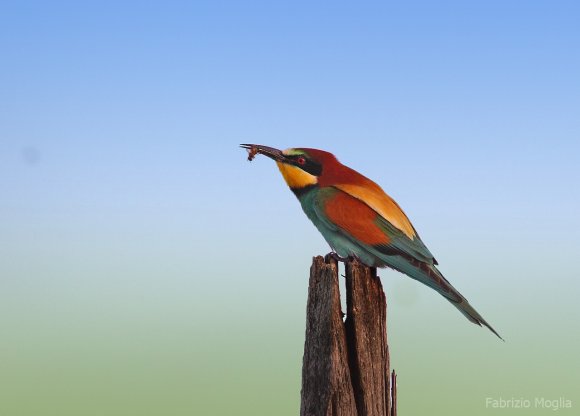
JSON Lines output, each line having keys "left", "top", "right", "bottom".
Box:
{"left": 241, "top": 144, "right": 502, "bottom": 339}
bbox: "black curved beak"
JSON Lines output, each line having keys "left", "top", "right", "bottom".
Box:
{"left": 240, "top": 144, "right": 285, "bottom": 161}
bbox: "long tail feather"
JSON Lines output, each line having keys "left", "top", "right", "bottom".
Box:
{"left": 382, "top": 255, "right": 504, "bottom": 340}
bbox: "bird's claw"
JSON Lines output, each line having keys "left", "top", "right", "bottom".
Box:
{"left": 326, "top": 252, "right": 350, "bottom": 263}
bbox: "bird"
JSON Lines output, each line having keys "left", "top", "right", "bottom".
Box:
{"left": 241, "top": 144, "right": 502, "bottom": 340}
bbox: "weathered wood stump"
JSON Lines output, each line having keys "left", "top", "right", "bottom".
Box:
{"left": 300, "top": 255, "right": 397, "bottom": 416}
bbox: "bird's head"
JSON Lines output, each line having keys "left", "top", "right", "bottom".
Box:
{"left": 240, "top": 144, "right": 340, "bottom": 194}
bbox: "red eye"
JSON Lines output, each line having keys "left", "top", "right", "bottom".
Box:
{"left": 297, "top": 157, "right": 306, "bottom": 165}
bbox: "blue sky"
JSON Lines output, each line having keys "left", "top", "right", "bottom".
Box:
{"left": 1, "top": 1, "right": 580, "bottom": 415}
{"left": 2, "top": 0, "right": 579, "bottom": 266}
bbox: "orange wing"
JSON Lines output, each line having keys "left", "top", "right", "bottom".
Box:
{"left": 323, "top": 190, "right": 390, "bottom": 245}
{"left": 334, "top": 183, "right": 417, "bottom": 239}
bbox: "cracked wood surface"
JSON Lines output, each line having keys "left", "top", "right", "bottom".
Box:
{"left": 300, "top": 255, "right": 397, "bottom": 416}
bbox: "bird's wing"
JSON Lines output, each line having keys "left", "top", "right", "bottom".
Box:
{"left": 334, "top": 183, "right": 417, "bottom": 238}
{"left": 312, "top": 187, "right": 502, "bottom": 339}
{"left": 323, "top": 185, "right": 437, "bottom": 265}
{"left": 314, "top": 188, "right": 392, "bottom": 246}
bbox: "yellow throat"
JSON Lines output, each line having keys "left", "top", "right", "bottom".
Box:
{"left": 276, "top": 162, "right": 317, "bottom": 189}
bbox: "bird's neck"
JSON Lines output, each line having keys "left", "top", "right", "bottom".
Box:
{"left": 291, "top": 184, "right": 318, "bottom": 198}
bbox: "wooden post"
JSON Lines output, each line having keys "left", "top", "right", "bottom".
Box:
{"left": 300, "top": 255, "right": 397, "bottom": 416}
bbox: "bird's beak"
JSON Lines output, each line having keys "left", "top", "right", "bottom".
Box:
{"left": 240, "top": 144, "right": 285, "bottom": 162}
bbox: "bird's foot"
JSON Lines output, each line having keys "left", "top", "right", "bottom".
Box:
{"left": 326, "top": 252, "right": 350, "bottom": 263}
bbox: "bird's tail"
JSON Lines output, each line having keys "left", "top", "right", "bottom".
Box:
{"left": 385, "top": 255, "right": 503, "bottom": 340}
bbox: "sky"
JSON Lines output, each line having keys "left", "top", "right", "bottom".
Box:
{"left": 1, "top": 1, "right": 580, "bottom": 415}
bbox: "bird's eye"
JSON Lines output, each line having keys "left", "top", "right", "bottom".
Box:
{"left": 297, "top": 157, "right": 306, "bottom": 165}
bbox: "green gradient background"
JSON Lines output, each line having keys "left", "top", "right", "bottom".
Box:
{"left": 2, "top": 1, "right": 580, "bottom": 415}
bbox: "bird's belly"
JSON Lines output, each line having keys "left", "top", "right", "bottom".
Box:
{"left": 298, "top": 191, "right": 382, "bottom": 267}
{"left": 318, "top": 225, "right": 382, "bottom": 267}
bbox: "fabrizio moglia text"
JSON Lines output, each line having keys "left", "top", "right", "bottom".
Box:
{"left": 485, "top": 397, "right": 572, "bottom": 411}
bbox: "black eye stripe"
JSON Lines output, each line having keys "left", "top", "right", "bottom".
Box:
{"left": 289, "top": 156, "right": 322, "bottom": 176}
{"left": 291, "top": 155, "right": 308, "bottom": 165}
